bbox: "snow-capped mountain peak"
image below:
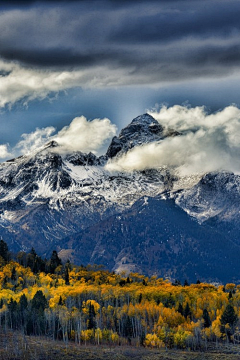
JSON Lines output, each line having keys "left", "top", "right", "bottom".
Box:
{"left": 106, "top": 113, "right": 164, "bottom": 158}
{"left": 0, "top": 113, "right": 240, "bottom": 283}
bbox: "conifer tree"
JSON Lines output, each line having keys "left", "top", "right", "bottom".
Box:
{"left": 29, "top": 290, "right": 48, "bottom": 335}
{"left": 32, "top": 290, "right": 47, "bottom": 312}
{"left": 183, "top": 302, "right": 191, "bottom": 319}
{"left": 11, "top": 266, "right": 17, "bottom": 282}
{"left": 58, "top": 296, "right": 63, "bottom": 306}
{"left": 220, "top": 304, "right": 238, "bottom": 341}
{"left": 19, "top": 294, "right": 28, "bottom": 311}
{"left": 49, "top": 250, "right": 62, "bottom": 274}
{"left": 8, "top": 298, "right": 18, "bottom": 329}
{"left": 87, "top": 302, "right": 96, "bottom": 330}
{"left": 124, "top": 316, "right": 133, "bottom": 344}
{"left": 203, "top": 308, "right": 211, "bottom": 328}
{"left": 64, "top": 266, "right": 70, "bottom": 285}
{"left": 0, "top": 239, "right": 9, "bottom": 262}
{"left": 177, "top": 303, "right": 184, "bottom": 316}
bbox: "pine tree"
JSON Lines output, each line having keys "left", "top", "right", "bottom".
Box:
{"left": 8, "top": 298, "right": 18, "bottom": 329}
{"left": 11, "top": 266, "right": 17, "bottom": 282}
{"left": 19, "top": 294, "right": 29, "bottom": 331}
{"left": 172, "top": 279, "right": 181, "bottom": 286}
{"left": 220, "top": 304, "right": 238, "bottom": 341}
{"left": 32, "top": 290, "right": 47, "bottom": 311}
{"left": 64, "top": 266, "right": 70, "bottom": 285}
{"left": 124, "top": 316, "right": 133, "bottom": 345}
{"left": 49, "top": 250, "right": 62, "bottom": 274}
{"left": 87, "top": 302, "right": 96, "bottom": 330}
{"left": 0, "top": 239, "right": 9, "bottom": 262}
{"left": 177, "top": 303, "right": 184, "bottom": 316}
{"left": 19, "top": 294, "right": 28, "bottom": 311}
{"left": 29, "top": 290, "right": 48, "bottom": 336}
{"left": 27, "top": 248, "right": 37, "bottom": 272}
{"left": 65, "top": 259, "right": 72, "bottom": 271}
{"left": 58, "top": 296, "right": 63, "bottom": 306}
{"left": 183, "top": 302, "right": 191, "bottom": 319}
{"left": 203, "top": 308, "right": 211, "bottom": 328}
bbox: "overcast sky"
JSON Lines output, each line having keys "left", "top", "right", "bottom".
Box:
{"left": 1, "top": 0, "right": 240, "bottom": 159}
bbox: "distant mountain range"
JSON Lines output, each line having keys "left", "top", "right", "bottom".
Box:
{"left": 0, "top": 113, "right": 240, "bottom": 283}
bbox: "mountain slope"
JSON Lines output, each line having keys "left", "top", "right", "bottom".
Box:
{"left": 60, "top": 196, "right": 240, "bottom": 283}
{"left": 174, "top": 171, "right": 240, "bottom": 245}
{"left": 0, "top": 113, "right": 239, "bottom": 282}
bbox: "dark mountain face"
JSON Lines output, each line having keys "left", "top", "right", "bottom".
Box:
{"left": 61, "top": 196, "right": 240, "bottom": 283}
{"left": 0, "top": 113, "right": 240, "bottom": 283}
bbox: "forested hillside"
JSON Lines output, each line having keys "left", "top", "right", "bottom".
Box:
{"left": 0, "top": 240, "right": 239, "bottom": 352}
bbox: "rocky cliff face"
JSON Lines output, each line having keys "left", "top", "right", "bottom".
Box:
{"left": 106, "top": 113, "right": 164, "bottom": 158}
{"left": 0, "top": 113, "right": 240, "bottom": 282}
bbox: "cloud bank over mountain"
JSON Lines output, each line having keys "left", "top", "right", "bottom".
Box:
{"left": 2, "top": 104, "right": 240, "bottom": 179}
{"left": 106, "top": 105, "right": 240, "bottom": 176}
{"left": 2, "top": 116, "right": 117, "bottom": 159}
{"left": 54, "top": 116, "right": 117, "bottom": 155}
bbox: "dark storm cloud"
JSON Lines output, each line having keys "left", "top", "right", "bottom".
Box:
{"left": 0, "top": 0, "right": 84, "bottom": 4}
{"left": 111, "top": 3, "right": 240, "bottom": 44}
{"left": 0, "top": 49, "right": 116, "bottom": 67}
{"left": 0, "top": 0, "right": 240, "bottom": 85}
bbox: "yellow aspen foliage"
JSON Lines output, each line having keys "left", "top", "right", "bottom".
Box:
{"left": 211, "top": 316, "right": 222, "bottom": 339}
{"left": 225, "top": 283, "right": 236, "bottom": 291}
{"left": 70, "top": 330, "right": 75, "bottom": 340}
{"left": 95, "top": 328, "right": 102, "bottom": 345}
{"left": 160, "top": 306, "right": 185, "bottom": 328}
{"left": 82, "top": 299, "right": 100, "bottom": 314}
{"left": 110, "top": 331, "right": 119, "bottom": 344}
{"left": 81, "top": 329, "right": 93, "bottom": 344}
{"left": 102, "top": 329, "right": 111, "bottom": 341}
{"left": 174, "top": 329, "right": 191, "bottom": 348}
{"left": 155, "top": 326, "right": 167, "bottom": 342}
{"left": 202, "top": 326, "right": 212, "bottom": 340}
{"left": 145, "top": 333, "right": 164, "bottom": 348}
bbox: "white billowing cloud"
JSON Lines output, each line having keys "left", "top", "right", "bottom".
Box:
{"left": 106, "top": 105, "right": 240, "bottom": 176}
{"left": 149, "top": 104, "right": 240, "bottom": 132}
{"left": 15, "top": 126, "right": 56, "bottom": 155}
{"left": 0, "top": 59, "right": 131, "bottom": 108}
{"left": 54, "top": 116, "right": 117, "bottom": 154}
{"left": 0, "top": 60, "right": 85, "bottom": 108}
{"left": 0, "top": 144, "right": 12, "bottom": 159}
{"left": 12, "top": 115, "right": 116, "bottom": 158}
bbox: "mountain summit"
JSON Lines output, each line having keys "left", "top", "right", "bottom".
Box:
{"left": 106, "top": 114, "right": 164, "bottom": 158}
